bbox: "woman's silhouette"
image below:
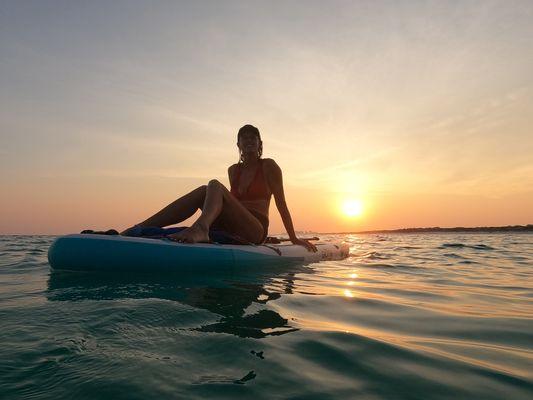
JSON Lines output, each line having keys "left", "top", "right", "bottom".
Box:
{"left": 121, "top": 125, "right": 316, "bottom": 251}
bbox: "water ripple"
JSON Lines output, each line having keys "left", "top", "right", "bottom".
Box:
{"left": 0, "top": 233, "right": 532, "bottom": 399}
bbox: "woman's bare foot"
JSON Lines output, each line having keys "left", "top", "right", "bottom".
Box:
{"left": 168, "top": 223, "right": 210, "bottom": 243}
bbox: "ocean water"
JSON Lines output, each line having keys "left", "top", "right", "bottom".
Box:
{"left": 0, "top": 233, "right": 532, "bottom": 400}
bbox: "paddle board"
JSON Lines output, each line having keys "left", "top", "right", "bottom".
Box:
{"left": 48, "top": 234, "right": 350, "bottom": 273}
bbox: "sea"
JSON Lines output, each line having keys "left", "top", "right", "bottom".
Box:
{"left": 1, "top": 233, "right": 532, "bottom": 399}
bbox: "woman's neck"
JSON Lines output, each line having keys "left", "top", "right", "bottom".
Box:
{"left": 241, "top": 155, "right": 260, "bottom": 167}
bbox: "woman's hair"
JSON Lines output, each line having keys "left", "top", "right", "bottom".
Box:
{"left": 237, "top": 124, "right": 263, "bottom": 163}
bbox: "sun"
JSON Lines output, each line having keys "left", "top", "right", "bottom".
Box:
{"left": 342, "top": 199, "right": 364, "bottom": 218}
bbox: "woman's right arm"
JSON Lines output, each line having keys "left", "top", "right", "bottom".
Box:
{"left": 228, "top": 164, "right": 237, "bottom": 188}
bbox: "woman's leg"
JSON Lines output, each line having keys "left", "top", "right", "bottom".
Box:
{"left": 120, "top": 185, "right": 207, "bottom": 234}
{"left": 169, "top": 179, "right": 264, "bottom": 243}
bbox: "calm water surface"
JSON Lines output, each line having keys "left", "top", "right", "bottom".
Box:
{"left": 1, "top": 233, "right": 532, "bottom": 399}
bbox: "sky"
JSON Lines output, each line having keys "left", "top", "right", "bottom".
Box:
{"left": 1, "top": 0, "right": 532, "bottom": 234}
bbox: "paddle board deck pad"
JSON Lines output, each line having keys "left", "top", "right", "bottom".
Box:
{"left": 48, "top": 234, "right": 350, "bottom": 273}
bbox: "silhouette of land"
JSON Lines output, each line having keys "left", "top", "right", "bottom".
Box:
{"left": 284, "top": 225, "right": 533, "bottom": 237}
{"left": 351, "top": 224, "right": 533, "bottom": 234}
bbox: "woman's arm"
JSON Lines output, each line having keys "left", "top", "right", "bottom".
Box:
{"left": 228, "top": 164, "right": 238, "bottom": 186}
{"left": 266, "top": 159, "right": 317, "bottom": 252}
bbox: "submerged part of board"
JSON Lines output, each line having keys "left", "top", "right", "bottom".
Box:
{"left": 48, "top": 234, "right": 350, "bottom": 273}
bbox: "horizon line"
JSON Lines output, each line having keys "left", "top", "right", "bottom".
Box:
{"left": 2, "top": 224, "right": 532, "bottom": 236}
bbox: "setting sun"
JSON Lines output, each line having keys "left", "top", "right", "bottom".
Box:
{"left": 342, "top": 199, "right": 364, "bottom": 218}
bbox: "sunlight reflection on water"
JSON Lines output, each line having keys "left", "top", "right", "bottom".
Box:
{"left": 0, "top": 233, "right": 532, "bottom": 399}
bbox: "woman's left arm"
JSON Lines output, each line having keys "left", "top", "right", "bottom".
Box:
{"left": 266, "top": 159, "right": 317, "bottom": 252}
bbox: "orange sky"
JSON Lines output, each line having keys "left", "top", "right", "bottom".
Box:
{"left": 1, "top": 2, "right": 532, "bottom": 234}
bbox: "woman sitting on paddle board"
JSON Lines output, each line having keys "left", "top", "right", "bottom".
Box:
{"left": 120, "top": 125, "right": 317, "bottom": 252}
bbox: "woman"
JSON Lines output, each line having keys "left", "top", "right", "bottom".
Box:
{"left": 121, "top": 125, "right": 316, "bottom": 252}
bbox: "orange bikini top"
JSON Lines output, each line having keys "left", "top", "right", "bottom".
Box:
{"left": 230, "top": 159, "right": 271, "bottom": 201}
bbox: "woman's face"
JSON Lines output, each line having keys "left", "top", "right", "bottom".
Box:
{"left": 238, "top": 132, "right": 260, "bottom": 154}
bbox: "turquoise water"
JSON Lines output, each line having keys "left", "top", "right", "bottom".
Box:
{"left": 1, "top": 233, "right": 532, "bottom": 399}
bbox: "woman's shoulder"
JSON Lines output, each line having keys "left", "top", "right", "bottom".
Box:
{"left": 261, "top": 158, "right": 279, "bottom": 167}
{"left": 261, "top": 158, "right": 281, "bottom": 175}
{"left": 228, "top": 163, "right": 240, "bottom": 172}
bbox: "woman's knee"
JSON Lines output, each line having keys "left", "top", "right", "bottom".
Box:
{"left": 207, "top": 179, "right": 225, "bottom": 191}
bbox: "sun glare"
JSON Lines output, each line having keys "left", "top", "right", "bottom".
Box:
{"left": 342, "top": 199, "right": 364, "bottom": 218}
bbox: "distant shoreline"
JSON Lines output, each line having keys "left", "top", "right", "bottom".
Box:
{"left": 321, "top": 224, "right": 533, "bottom": 235}
{"left": 2, "top": 224, "right": 533, "bottom": 236}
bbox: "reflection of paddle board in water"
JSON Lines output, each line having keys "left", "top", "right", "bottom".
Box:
{"left": 48, "top": 234, "right": 350, "bottom": 273}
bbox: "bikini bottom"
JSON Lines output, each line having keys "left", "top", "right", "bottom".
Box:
{"left": 248, "top": 209, "right": 269, "bottom": 244}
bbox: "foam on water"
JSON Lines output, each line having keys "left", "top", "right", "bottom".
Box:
{"left": 0, "top": 233, "right": 532, "bottom": 399}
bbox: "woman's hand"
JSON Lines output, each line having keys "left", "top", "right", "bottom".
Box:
{"left": 291, "top": 238, "right": 318, "bottom": 252}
